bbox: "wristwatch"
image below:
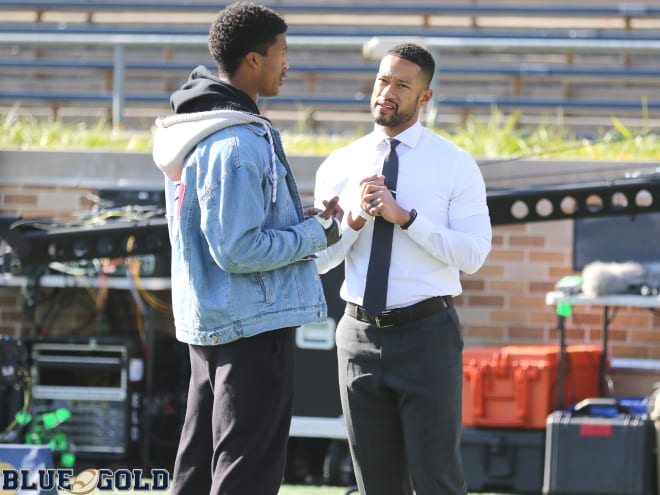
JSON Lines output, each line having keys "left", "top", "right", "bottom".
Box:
{"left": 401, "top": 208, "right": 417, "bottom": 230}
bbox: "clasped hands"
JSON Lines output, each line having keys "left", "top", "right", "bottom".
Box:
{"left": 348, "top": 175, "right": 410, "bottom": 231}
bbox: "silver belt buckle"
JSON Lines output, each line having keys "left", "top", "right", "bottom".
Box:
{"left": 374, "top": 310, "right": 394, "bottom": 328}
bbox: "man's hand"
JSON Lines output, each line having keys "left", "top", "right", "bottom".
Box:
{"left": 319, "top": 196, "right": 343, "bottom": 222}
{"left": 360, "top": 175, "right": 409, "bottom": 226}
{"left": 304, "top": 207, "right": 320, "bottom": 220}
{"left": 312, "top": 196, "right": 343, "bottom": 247}
{"left": 305, "top": 196, "right": 342, "bottom": 221}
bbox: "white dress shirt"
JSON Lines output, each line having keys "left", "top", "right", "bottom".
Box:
{"left": 314, "top": 120, "right": 492, "bottom": 310}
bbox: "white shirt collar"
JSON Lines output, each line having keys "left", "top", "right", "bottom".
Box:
{"left": 372, "top": 119, "right": 423, "bottom": 150}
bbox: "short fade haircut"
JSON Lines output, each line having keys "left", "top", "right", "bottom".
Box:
{"left": 386, "top": 43, "right": 435, "bottom": 88}
{"left": 208, "top": 2, "right": 287, "bottom": 76}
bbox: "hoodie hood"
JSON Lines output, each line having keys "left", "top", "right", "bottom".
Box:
{"left": 152, "top": 65, "right": 273, "bottom": 182}
{"left": 169, "top": 65, "right": 261, "bottom": 116}
{"left": 152, "top": 109, "right": 271, "bottom": 181}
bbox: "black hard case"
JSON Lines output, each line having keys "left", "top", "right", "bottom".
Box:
{"left": 461, "top": 427, "right": 546, "bottom": 494}
{"left": 543, "top": 398, "right": 656, "bottom": 495}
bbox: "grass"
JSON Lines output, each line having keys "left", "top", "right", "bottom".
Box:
{"left": 278, "top": 488, "right": 512, "bottom": 495}
{"left": 55, "top": 484, "right": 509, "bottom": 494}
{"left": 281, "top": 486, "right": 354, "bottom": 495}
{"left": 53, "top": 484, "right": 339, "bottom": 494}
{"left": 1, "top": 110, "right": 659, "bottom": 161}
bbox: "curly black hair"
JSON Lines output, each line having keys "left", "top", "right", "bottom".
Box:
{"left": 386, "top": 43, "right": 436, "bottom": 88}
{"left": 208, "top": 2, "right": 288, "bottom": 76}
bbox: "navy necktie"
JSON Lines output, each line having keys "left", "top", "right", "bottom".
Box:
{"left": 362, "top": 138, "right": 400, "bottom": 316}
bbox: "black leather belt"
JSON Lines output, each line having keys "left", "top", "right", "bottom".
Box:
{"left": 346, "top": 296, "right": 452, "bottom": 328}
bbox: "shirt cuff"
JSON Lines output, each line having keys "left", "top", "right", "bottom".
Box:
{"left": 355, "top": 207, "right": 373, "bottom": 222}
{"left": 342, "top": 207, "right": 372, "bottom": 233}
{"left": 403, "top": 209, "right": 432, "bottom": 241}
{"left": 341, "top": 223, "right": 361, "bottom": 243}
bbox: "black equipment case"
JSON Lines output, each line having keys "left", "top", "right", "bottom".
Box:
{"left": 461, "top": 427, "right": 545, "bottom": 494}
{"left": 543, "top": 397, "right": 656, "bottom": 495}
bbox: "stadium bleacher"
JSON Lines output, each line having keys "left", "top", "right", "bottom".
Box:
{"left": 2, "top": 1, "right": 660, "bottom": 31}
{"left": 0, "top": 0, "right": 659, "bottom": 132}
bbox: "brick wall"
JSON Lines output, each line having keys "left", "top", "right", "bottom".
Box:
{"left": 1, "top": 180, "right": 84, "bottom": 336}
{"left": 1, "top": 183, "right": 91, "bottom": 221}
{"left": 458, "top": 221, "right": 660, "bottom": 360}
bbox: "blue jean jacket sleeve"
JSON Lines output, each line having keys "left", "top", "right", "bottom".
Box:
{"left": 195, "top": 126, "right": 327, "bottom": 274}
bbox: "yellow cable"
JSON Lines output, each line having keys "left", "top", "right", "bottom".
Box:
{"left": 1, "top": 365, "right": 32, "bottom": 436}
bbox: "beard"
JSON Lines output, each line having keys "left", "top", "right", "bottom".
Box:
{"left": 372, "top": 101, "right": 417, "bottom": 128}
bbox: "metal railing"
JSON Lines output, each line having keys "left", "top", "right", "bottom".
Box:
{"left": 2, "top": 0, "right": 659, "bottom": 26}
{"left": 1, "top": 31, "right": 660, "bottom": 126}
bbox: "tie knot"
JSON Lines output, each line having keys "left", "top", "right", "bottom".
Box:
{"left": 387, "top": 138, "right": 400, "bottom": 150}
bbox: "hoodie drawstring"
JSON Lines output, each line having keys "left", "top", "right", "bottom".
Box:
{"left": 264, "top": 125, "right": 278, "bottom": 203}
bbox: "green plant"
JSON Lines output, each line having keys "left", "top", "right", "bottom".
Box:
{"left": 1, "top": 111, "right": 658, "bottom": 161}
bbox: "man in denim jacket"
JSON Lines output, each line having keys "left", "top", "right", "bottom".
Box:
{"left": 152, "top": 3, "right": 341, "bottom": 494}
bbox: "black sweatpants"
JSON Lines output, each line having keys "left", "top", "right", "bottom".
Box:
{"left": 170, "top": 327, "right": 295, "bottom": 495}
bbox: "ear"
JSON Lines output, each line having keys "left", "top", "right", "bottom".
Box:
{"left": 245, "top": 52, "right": 260, "bottom": 70}
{"left": 419, "top": 88, "right": 433, "bottom": 107}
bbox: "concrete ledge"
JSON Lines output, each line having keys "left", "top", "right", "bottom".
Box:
{"left": 0, "top": 149, "right": 163, "bottom": 190}
{"left": 2, "top": 149, "right": 659, "bottom": 195}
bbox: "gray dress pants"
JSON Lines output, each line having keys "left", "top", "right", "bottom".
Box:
{"left": 336, "top": 305, "right": 467, "bottom": 495}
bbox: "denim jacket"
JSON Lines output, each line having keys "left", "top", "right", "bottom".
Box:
{"left": 153, "top": 110, "right": 328, "bottom": 345}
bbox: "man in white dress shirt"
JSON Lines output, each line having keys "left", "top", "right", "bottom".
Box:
{"left": 314, "top": 43, "right": 492, "bottom": 495}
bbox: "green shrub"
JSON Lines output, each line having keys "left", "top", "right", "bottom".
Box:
{"left": 1, "top": 111, "right": 658, "bottom": 160}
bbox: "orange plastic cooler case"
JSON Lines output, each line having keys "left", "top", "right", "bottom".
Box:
{"left": 462, "top": 344, "right": 602, "bottom": 429}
